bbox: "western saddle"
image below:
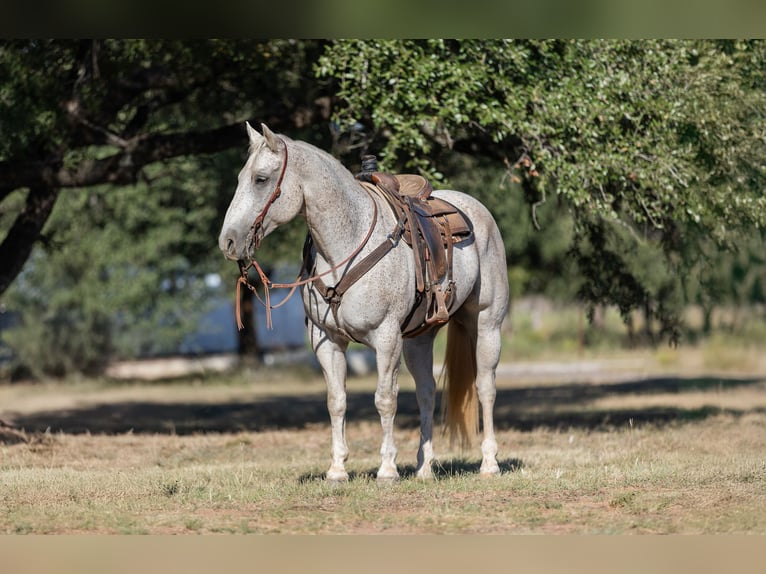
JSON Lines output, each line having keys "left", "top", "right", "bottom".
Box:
{"left": 307, "top": 156, "right": 473, "bottom": 338}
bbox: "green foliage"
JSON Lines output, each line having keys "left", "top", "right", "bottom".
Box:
{"left": 0, "top": 40, "right": 326, "bottom": 377}
{"left": 3, "top": 254, "right": 113, "bottom": 377}
{"left": 446, "top": 155, "right": 577, "bottom": 301}
{"left": 3, "top": 155, "right": 228, "bottom": 375}
{"left": 317, "top": 39, "right": 766, "bottom": 341}
{"left": 0, "top": 40, "right": 76, "bottom": 157}
{"left": 3, "top": 39, "right": 766, "bottom": 376}
{"left": 0, "top": 39, "right": 325, "bottom": 155}
{"left": 318, "top": 40, "right": 766, "bottom": 230}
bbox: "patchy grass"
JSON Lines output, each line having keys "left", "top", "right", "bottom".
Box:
{"left": 2, "top": 351, "right": 765, "bottom": 534}
{"left": 1, "top": 416, "right": 764, "bottom": 534}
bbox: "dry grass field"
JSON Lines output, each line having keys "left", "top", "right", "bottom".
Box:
{"left": 1, "top": 346, "right": 765, "bottom": 534}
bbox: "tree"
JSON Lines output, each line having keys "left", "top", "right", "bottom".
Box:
{"left": 317, "top": 39, "right": 766, "bottom": 341}
{"left": 4, "top": 157, "right": 230, "bottom": 375}
{"left": 0, "top": 40, "right": 331, "bottom": 374}
{"left": 4, "top": 39, "right": 766, "bottom": 377}
{"left": 0, "top": 39, "right": 332, "bottom": 295}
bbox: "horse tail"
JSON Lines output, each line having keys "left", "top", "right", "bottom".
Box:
{"left": 441, "top": 319, "right": 479, "bottom": 450}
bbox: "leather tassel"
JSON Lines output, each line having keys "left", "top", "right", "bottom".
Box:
{"left": 235, "top": 276, "right": 246, "bottom": 331}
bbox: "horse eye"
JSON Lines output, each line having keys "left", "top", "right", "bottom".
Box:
{"left": 255, "top": 175, "right": 268, "bottom": 184}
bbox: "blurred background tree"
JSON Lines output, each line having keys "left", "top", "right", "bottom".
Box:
{"left": 1, "top": 39, "right": 765, "bottom": 377}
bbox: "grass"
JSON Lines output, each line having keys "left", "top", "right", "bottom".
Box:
{"left": 2, "top": 418, "right": 763, "bottom": 534}
{"left": 2, "top": 303, "right": 766, "bottom": 534}
{"left": 2, "top": 344, "right": 766, "bottom": 534}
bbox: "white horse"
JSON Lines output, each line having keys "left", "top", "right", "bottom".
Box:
{"left": 219, "top": 123, "right": 509, "bottom": 481}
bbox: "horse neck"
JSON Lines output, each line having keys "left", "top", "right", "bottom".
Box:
{"left": 294, "top": 143, "right": 374, "bottom": 266}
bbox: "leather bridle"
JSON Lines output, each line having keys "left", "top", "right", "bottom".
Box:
{"left": 234, "top": 138, "right": 384, "bottom": 331}
{"left": 245, "top": 137, "right": 290, "bottom": 252}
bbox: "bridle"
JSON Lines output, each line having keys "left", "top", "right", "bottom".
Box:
{"left": 235, "top": 137, "right": 380, "bottom": 330}
{"left": 245, "top": 138, "right": 290, "bottom": 252}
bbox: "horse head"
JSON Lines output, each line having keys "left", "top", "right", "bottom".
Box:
{"left": 218, "top": 122, "right": 302, "bottom": 261}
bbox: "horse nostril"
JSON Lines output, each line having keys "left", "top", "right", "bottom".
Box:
{"left": 219, "top": 231, "right": 239, "bottom": 260}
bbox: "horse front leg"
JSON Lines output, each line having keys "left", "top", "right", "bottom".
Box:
{"left": 310, "top": 322, "right": 350, "bottom": 482}
{"left": 373, "top": 329, "right": 403, "bottom": 483}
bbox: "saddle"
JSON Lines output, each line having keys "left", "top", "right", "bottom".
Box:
{"left": 357, "top": 159, "right": 473, "bottom": 337}
{"left": 305, "top": 156, "right": 473, "bottom": 340}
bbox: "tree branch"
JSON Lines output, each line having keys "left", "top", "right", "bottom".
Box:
{"left": 0, "top": 123, "right": 248, "bottom": 200}
{"left": 0, "top": 122, "right": 253, "bottom": 296}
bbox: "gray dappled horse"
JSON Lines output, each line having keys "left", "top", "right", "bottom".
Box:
{"left": 219, "top": 123, "right": 509, "bottom": 482}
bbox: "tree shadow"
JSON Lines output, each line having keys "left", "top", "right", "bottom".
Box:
{"left": 3, "top": 374, "right": 764, "bottom": 439}
{"left": 491, "top": 375, "right": 765, "bottom": 431}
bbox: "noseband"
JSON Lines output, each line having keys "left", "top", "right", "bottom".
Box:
{"left": 246, "top": 137, "right": 289, "bottom": 252}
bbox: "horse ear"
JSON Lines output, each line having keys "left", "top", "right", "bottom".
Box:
{"left": 261, "top": 123, "right": 281, "bottom": 152}
{"left": 246, "top": 121, "right": 263, "bottom": 146}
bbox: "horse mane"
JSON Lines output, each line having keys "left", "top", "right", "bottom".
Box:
{"left": 248, "top": 134, "right": 349, "bottom": 178}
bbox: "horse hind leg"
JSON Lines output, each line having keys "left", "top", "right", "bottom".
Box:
{"left": 443, "top": 306, "right": 503, "bottom": 476}
{"left": 403, "top": 331, "right": 439, "bottom": 480}
{"left": 467, "top": 222, "right": 509, "bottom": 476}
{"left": 475, "top": 310, "right": 504, "bottom": 476}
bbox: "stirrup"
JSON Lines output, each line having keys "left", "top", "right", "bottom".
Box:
{"left": 427, "top": 287, "right": 450, "bottom": 325}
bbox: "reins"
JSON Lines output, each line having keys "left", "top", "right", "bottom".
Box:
{"left": 235, "top": 140, "right": 381, "bottom": 330}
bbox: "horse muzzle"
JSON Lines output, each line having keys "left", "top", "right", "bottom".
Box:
{"left": 219, "top": 227, "right": 247, "bottom": 261}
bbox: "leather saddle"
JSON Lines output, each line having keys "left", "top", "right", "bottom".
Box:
{"left": 357, "top": 161, "right": 473, "bottom": 337}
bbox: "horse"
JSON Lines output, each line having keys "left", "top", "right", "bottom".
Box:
{"left": 218, "top": 123, "right": 509, "bottom": 482}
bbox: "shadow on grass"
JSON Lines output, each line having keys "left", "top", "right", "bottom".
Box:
{"left": 3, "top": 374, "right": 764, "bottom": 438}
{"left": 297, "top": 458, "right": 524, "bottom": 483}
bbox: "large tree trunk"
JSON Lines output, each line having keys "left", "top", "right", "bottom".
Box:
{"left": 0, "top": 186, "right": 59, "bottom": 295}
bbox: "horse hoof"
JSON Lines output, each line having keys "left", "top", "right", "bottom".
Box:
{"left": 376, "top": 474, "right": 399, "bottom": 486}
{"left": 480, "top": 462, "right": 500, "bottom": 476}
{"left": 415, "top": 468, "right": 434, "bottom": 481}
{"left": 326, "top": 470, "right": 349, "bottom": 483}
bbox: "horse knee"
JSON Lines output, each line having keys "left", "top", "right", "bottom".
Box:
{"left": 327, "top": 395, "right": 346, "bottom": 417}
{"left": 374, "top": 391, "right": 396, "bottom": 416}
